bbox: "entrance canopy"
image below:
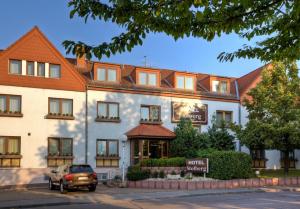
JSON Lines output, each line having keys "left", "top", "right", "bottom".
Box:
{"left": 125, "top": 124, "right": 176, "bottom": 139}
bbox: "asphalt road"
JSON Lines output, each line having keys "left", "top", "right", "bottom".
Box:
{"left": 0, "top": 186, "right": 300, "bottom": 209}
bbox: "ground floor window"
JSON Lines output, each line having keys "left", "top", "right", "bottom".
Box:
{"left": 280, "top": 150, "right": 297, "bottom": 168}
{"left": 131, "top": 139, "right": 169, "bottom": 165}
{"left": 0, "top": 136, "right": 21, "bottom": 167}
{"left": 47, "top": 137, "right": 73, "bottom": 167}
{"left": 250, "top": 148, "right": 267, "bottom": 168}
{"left": 96, "top": 139, "right": 119, "bottom": 167}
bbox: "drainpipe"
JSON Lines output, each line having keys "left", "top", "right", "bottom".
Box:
{"left": 85, "top": 87, "right": 88, "bottom": 164}
{"left": 235, "top": 80, "right": 242, "bottom": 152}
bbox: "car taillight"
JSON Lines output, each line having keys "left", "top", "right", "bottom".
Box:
{"left": 64, "top": 174, "right": 74, "bottom": 181}
{"left": 91, "top": 172, "right": 97, "bottom": 179}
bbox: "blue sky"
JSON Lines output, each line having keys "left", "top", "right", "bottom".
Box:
{"left": 0, "top": 0, "right": 265, "bottom": 77}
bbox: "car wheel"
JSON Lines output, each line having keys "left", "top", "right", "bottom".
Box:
{"left": 48, "top": 179, "right": 54, "bottom": 190}
{"left": 88, "top": 185, "right": 96, "bottom": 192}
{"left": 60, "top": 181, "right": 67, "bottom": 194}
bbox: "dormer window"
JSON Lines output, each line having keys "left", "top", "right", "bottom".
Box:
{"left": 212, "top": 80, "right": 228, "bottom": 94}
{"left": 9, "top": 60, "right": 22, "bottom": 75}
{"left": 96, "top": 68, "right": 117, "bottom": 82}
{"left": 175, "top": 75, "right": 194, "bottom": 90}
{"left": 138, "top": 72, "right": 157, "bottom": 86}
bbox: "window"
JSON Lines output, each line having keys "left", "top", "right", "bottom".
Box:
{"left": 96, "top": 102, "right": 120, "bottom": 121}
{"left": 250, "top": 149, "right": 266, "bottom": 168}
{"left": 216, "top": 111, "right": 232, "bottom": 126}
{"left": 0, "top": 95, "right": 22, "bottom": 116}
{"left": 96, "top": 139, "right": 119, "bottom": 167}
{"left": 26, "top": 61, "right": 34, "bottom": 76}
{"left": 47, "top": 137, "right": 73, "bottom": 167}
{"left": 138, "top": 72, "right": 158, "bottom": 86}
{"left": 280, "top": 150, "right": 296, "bottom": 168}
{"left": 96, "top": 68, "right": 117, "bottom": 82}
{"left": 37, "top": 63, "right": 45, "bottom": 77}
{"left": 49, "top": 64, "right": 61, "bottom": 78}
{"left": 0, "top": 136, "right": 21, "bottom": 167}
{"left": 140, "top": 105, "right": 161, "bottom": 122}
{"left": 212, "top": 80, "right": 228, "bottom": 94}
{"left": 9, "top": 60, "right": 22, "bottom": 75}
{"left": 176, "top": 75, "right": 194, "bottom": 90}
{"left": 48, "top": 98, "right": 73, "bottom": 119}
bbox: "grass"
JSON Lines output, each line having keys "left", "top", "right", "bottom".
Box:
{"left": 258, "top": 169, "right": 300, "bottom": 178}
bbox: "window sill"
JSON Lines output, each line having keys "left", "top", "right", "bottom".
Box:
{"left": 47, "top": 156, "right": 74, "bottom": 159}
{"left": 45, "top": 115, "right": 75, "bottom": 120}
{"left": 0, "top": 112, "right": 23, "bottom": 117}
{"left": 140, "top": 120, "right": 163, "bottom": 125}
{"left": 95, "top": 118, "right": 121, "bottom": 123}
{"left": 96, "top": 156, "right": 120, "bottom": 160}
{"left": 0, "top": 155, "right": 22, "bottom": 159}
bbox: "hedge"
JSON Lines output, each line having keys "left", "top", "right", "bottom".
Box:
{"left": 140, "top": 157, "right": 186, "bottom": 167}
{"left": 126, "top": 165, "right": 150, "bottom": 181}
{"left": 197, "top": 149, "right": 254, "bottom": 180}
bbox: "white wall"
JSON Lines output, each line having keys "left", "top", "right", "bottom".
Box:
{"left": 0, "top": 85, "right": 86, "bottom": 169}
{"left": 87, "top": 90, "right": 241, "bottom": 173}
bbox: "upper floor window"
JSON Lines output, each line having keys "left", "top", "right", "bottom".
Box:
{"left": 96, "top": 68, "right": 117, "bottom": 82}
{"left": 140, "top": 105, "right": 161, "bottom": 123}
{"left": 0, "top": 136, "right": 21, "bottom": 167}
{"left": 138, "top": 72, "right": 157, "bottom": 86}
{"left": 27, "top": 61, "right": 34, "bottom": 76}
{"left": 176, "top": 75, "right": 194, "bottom": 90}
{"left": 212, "top": 80, "right": 228, "bottom": 94}
{"left": 216, "top": 110, "right": 232, "bottom": 126}
{"left": 0, "top": 95, "right": 22, "bottom": 117}
{"left": 96, "top": 102, "right": 120, "bottom": 122}
{"left": 47, "top": 98, "right": 74, "bottom": 119}
{"left": 9, "top": 60, "right": 22, "bottom": 75}
{"left": 37, "top": 62, "right": 45, "bottom": 77}
{"left": 49, "top": 64, "right": 61, "bottom": 78}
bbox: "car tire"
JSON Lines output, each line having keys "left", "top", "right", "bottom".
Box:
{"left": 49, "top": 179, "right": 54, "bottom": 190}
{"left": 60, "top": 181, "right": 67, "bottom": 194}
{"left": 88, "top": 185, "right": 96, "bottom": 192}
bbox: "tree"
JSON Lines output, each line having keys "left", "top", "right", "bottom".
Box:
{"left": 170, "top": 118, "right": 202, "bottom": 158}
{"left": 233, "top": 62, "right": 300, "bottom": 175}
{"left": 207, "top": 118, "right": 235, "bottom": 151}
{"left": 64, "top": 0, "right": 300, "bottom": 62}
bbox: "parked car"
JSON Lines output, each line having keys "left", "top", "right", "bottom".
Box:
{"left": 48, "top": 164, "right": 98, "bottom": 193}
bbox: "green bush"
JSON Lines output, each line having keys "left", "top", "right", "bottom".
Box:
{"left": 197, "top": 149, "right": 254, "bottom": 180}
{"left": 126, "top": 166, "right": 150, "bottom": 181}
{"left": 159, "top": 170, "right": 165, "bottom": 178}
{"left": 151, "top": 171, "right": 159, "bottom": 178}
{"left": 140, "top": 157, "right": 186, "bottom": 167}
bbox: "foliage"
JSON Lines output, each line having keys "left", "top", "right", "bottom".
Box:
{"left": 151, "top": 171, "right": 159, "bottom": 178}
{"left": 126, "top": 165, "right": 150, "bottom": 181}
{"left": 170, "top": 118, "right": 202, "bottom": 158}
{"left": 159, "top": 170, "right": 165, "bottom": 178}
{"left": 141, "top": 157, "right": 186, "bottom": 167}
{"left": 232, "top": 62, "right": 300, "bottom": 174}
{"left": 197, "top": 149, "right": 254, "bottom": 180}
{"left": 258, "top": 169, "right": 300, "bottom": 178}
{"left": 206, "top": 117, "right": 235, "bottom": 151}
{"left": 65, "top": 0, "right": 299, "bottom": 62}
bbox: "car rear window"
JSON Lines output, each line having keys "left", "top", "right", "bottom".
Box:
{"left": 69, "top": 165, "right": 94, "bottom": 173}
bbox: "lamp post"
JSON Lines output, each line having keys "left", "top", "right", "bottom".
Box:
{"left": 120, "top": 134, "right": 127, "bottom": 183}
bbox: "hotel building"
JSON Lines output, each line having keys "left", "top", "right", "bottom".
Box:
{"left": 0, "top": 27, "right": 299, "bottom": 186}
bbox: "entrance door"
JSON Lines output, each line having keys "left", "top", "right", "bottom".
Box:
{"left": 149, "top": 140, "right": 161, "bottom": 159}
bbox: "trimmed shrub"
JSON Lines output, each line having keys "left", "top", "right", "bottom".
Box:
{"left": 159, "top": 170, "right": 165, "bottom": 178}
{"left": 126, "top": 165, "right": 150, "bottom": 181}
{"left": 197, "top": 149, "right": 254, "bottom": 180}
{"left": 140, "top": 157, "right": 186, "bottom": 167}
{"left": 151, "top": 171, "right": 159, "bottom": 178}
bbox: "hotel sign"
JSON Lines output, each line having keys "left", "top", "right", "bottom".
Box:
{"left": 171, "top": 102, "right": 208, "bottom": 124}
{"left": 186, "top": 158, "right": 209, "bottom": 173}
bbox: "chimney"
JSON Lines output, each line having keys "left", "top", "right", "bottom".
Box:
{"left": 76, "top": 54, "right": 86, "bottom": 68}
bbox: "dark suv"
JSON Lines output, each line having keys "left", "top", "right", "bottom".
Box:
{"left": 48, "top": 164, "right": 98, "bottom": 193}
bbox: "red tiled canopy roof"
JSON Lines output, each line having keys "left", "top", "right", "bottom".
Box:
{"left": 125, "top": 124, "right": 176, "bottom": 139}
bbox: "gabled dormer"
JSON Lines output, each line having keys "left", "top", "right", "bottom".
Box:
{"left": 210, "top": 76, "right": 231, "bottom": 94}
{"left": 132, "top": 67, "right": 160, "bottom": 87}
{"left": 173, "top": 72, "right": 197, "bottom": 91}
{"left": 93, "top": 63, "right": 121, "bottom": 83}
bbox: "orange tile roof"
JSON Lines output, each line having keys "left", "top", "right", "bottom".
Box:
{"left": 125, "top": 124, "right": 176, "bottom": 139}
